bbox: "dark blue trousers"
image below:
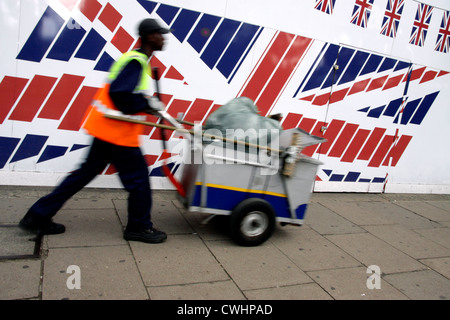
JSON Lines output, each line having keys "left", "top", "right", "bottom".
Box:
{"left": 27, "top": 138, "right": 152, "bottom": 230}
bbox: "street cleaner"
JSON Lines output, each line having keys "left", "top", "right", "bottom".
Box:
{"left": 20, "top": 19, "right": 169, "bottom": 244}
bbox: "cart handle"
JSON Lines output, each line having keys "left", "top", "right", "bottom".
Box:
{"left": 103, "top": 113, "right": 282, "bottom": 154}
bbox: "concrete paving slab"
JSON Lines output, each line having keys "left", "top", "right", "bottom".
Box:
{"left": 42, "top": 245, "right": 148, "bottom": 300}
{"left": 383, "top": 270, "right": 450, "bottom": 300}
{"left": 394, "top": 201, "right": 450, "bottom": 222}
{"left": 363, "top": 224, "right": 450, "bottom": 259}
{"left": 0, "top": 198, "right": 39, "bottom": 224}
{"left": 270, "top": 228, "right": 361, "bottom": 271}
{"left": 205, "top": 240, "right": 311, "bottom": 291}
{"left": 0, "top": 226, "right": 39, "bottom": 258}
{"left": 243, "top": 283, "right": 333, "bottom": 300}
{"left": 326, "top": 233, "right": 426, "bottom": 274}
{"left": 0, "top": 259, "right": 41, "bottom": 300}
{"left": 420, "top": 257, "right": 450, "bottom": 279}
{"left": 147, "top": 280, "right": 245, "bottom": 300}
{"left": 181, "top": 211, "right": 232, "bottom": 241}
{"left": 307, "top": 267, "right": 408, "bottom": 300}
{"left": 129, "top": 234, "right": 229, "bottom": 287}
{"left": 381, "top": 193, "right": 450, "bottom": 201}
{"left": 62, "top": 198, "right": 116, "bottom": 210}
{"left": 414, "top": 227, "right": 450, "bottom": 249}
{"left": 304, "top": 202, "right": 365, "bottom": 235}
{"left": 319, "top": 200, "right": 394, "bottom": 225}
{"left": 427, "top": 201, "right": 450, "bottom": 213}
{"left": 113, "top": 199, "right": 194, "bottom": 235}
{"left": 323, "top": 201, "right": 439, "bottom": 229}
{"left": 46, "top": 208, "right": 125, "bottom": 248}
{"left": 311, "top": 193, "right": 387, "bottom": 202}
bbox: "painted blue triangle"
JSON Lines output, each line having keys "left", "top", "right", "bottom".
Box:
{"left": 367, "top": 105, "right": 386, "bottom": 118}
{"left": 357, "top": 106, "right": 370, "bottom": 113}
{"left": 38, "top": 145, "right": 68, "bottom": 163}
{"left": 10, "top": 134, "right": 48, "bottom": 163}
{"left": 323, "top": 169, "right": 332, "bottom": 176}
{"left": 70, "top": 144, "right": 89, "bottom": 152}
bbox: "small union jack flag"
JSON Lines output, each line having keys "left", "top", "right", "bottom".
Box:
{"left": 380, "top": 0, "right": 405, "bottom": 38}
{"left": 435, "top": 10, "right": 450, "bottom": 53}
{"left": 314, "top": 0, "right": 336, "bottom": 15}
{"left": 350, "top": 0, "right": 374, "bottom": 28}
{"left": 409, "top": 3, "right": 434, "bottom": 47}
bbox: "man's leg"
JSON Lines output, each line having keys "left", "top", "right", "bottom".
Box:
{"left": 20, "top": 138, "right": 109, "bottom": 233}
{"left": 112, "top": 145, "right": 166, "bottom": 243}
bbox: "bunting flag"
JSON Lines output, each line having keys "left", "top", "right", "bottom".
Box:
{"left": 435, "top": 10, "right": 450, "bottom": 53}
{"left": 350, "top": 0, "right": 374, "bottom": 28}
{"left": 409, "top": 3, "right": 434, "bottom": 47}
{"left": 314, "top": 0, "right": 336, "bottom": 15}
{"left": 380, "top": 0, "right": 405, "bottom": 38}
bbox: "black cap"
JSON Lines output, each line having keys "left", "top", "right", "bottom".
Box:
{"left": 138, "top": 18, "right": 170, "bottom": 37}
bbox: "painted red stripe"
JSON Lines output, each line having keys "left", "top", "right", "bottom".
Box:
{"left": 58, "top": 86, "right": 99, "bottom": 131}
{"left": 357, "top": 127, "right": 386, "bottom": 160}
{"left": 382, "top": 74, "right": 403, "bottom": 90}
{"left": 256, "top": 36, "right": 312, "bottom": 115}
{"left": 38, "top": 74, "right": 84, "bottom": 120}
{"left": 348, "top": 78, "right": 370, "bottom": 95}
{"left": 144, "top": 154, "right": 159, "bottom": 166}
{"left": 298, "top": 117, "right": 316, "bottom": 133}
{"left": 281, "top": 113, "right": 302, "bottom": 129}
{"left": 317, "top": 119, "right": 345, "bottom": 155}
{"left": 368, "top": 135, "right": 394, "bottom": 167}
{"left": 104, "top": 164, "right": 117, "bottom": 175}
{"left": 0, "top": 76, "right": 29, "bottom": 124}
{"left": 59, "top": 0, "right": 78, "bottom": 10}
{"left": 240, "top": 32, "right": 295, "bottom": 101}
{"left": 302, "top": 121, "right": 326, "bottom": 156}
{"left": 144, "top": 93, "right": 173, "bottom": 136}
{"left": 144, "top": 114, "right": 159, "bottom": 138}
{"left": 150, "top": 55, "right": 166, "bottom": 79}
{"left": 204, "top": 104, "right": 222, "bottom": 120}
{"left": 329, "top": 87, "right": 350, "bottom": 104}
{"left": 183, "top": 98, "right": 213, "bottom": 124}
{"left": 165, "top": 66, "right": 184, "bottom": 81}
{"left": 341, "top": 129, "right": 370, "bottom": 163}
{"left": 9, "top": 75, "right": 57, "bottom": 122}
{"left": 299, "top": 94, "right": 315, "bottom": 102}
{"left": 328, "top": 123, "right": 358, "bottom": 158}
{"left": 79, "top": 0, "right": 102, "bottom": 22}
{"left": 419, "top": 70, "right": 437, "bottom": 83}
{"left": 406, "top": 67, "right": 426, "bottom": 82}
{"left": 367, "top": 75, "right": 388, "bottom": 92}
{"left": 151, "top": 98, "right": 191, "bottom": 140}
{"left": 312, "top": 92, "right": 330, "bottom": 106}
{"left": 167, "top": 99, "right": 193, "bottom": 120}
{"left": 382, "top": 135, "right": 412, "bottom": 167}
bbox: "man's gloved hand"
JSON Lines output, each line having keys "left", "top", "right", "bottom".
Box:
{"left": 145, "top": 96, "right": 165, "bottom": 114}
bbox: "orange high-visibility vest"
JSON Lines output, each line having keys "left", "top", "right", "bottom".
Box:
{"left": 82, "top": 51, "right": 151, "bottom": 147}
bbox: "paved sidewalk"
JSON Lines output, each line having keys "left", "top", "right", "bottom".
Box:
{"left": 1, "top": 185, "right": 449, "bottom": 300}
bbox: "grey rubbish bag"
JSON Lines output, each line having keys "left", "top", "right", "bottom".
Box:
{"left": 203, "top": 97, "right": 281, "bottom": 149}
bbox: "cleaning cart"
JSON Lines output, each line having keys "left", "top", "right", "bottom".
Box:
{"left": 174, "top": 119, "right": 325, "bottom": 246}
{"left": 105, "top": 104, "right": 325, "bottom": 246}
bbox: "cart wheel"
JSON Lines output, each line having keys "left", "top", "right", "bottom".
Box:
{"left": 230, "top": 198, "right": 276, "bottom": 246}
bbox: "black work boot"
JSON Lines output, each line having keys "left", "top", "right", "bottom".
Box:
{"left": 19, "top": 213, "right": 65, "bottom": 235}
{"left": 123, "top": 226, "right": 167, "bottom": 243}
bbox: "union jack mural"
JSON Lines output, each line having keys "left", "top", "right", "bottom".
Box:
{"left": 350, "top": 0, "right": 374, "bottom": 28}
{"left": 380, "top": 0, "right": 405, "bottom": 38}
{"left": 435, "top": 10, "right": 450, "bottom": 53}
{"left": 409, "top": 3, "right": 434, "bottom": 47}
{"left": 0, "top": 0, "right": 449, "bottom": 192}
